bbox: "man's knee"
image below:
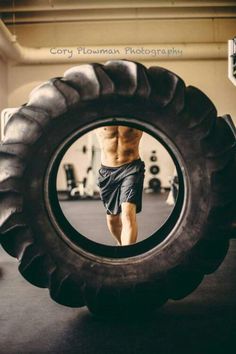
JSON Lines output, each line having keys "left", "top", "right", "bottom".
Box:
{"left": 107, "top": 214, "right": 121, "bottom": 227}
{"left": 121, "top": 203, "right": 136, "bottom": 222}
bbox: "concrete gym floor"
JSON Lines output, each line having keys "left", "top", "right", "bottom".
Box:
{"left": 59, "top": 192, "right": 174, "bottom": 245}
{"left": 0, "top": 193, "right": 236, "bottom": 354}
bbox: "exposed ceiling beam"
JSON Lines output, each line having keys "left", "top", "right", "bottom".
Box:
{"left": 0, "top": 19, "right": 228, "bottom": 65}
{"left": 1, "top": 0, "right": 236, "bottom": 12}
{"left": 2, "top": 7, "right": 236, "bottom": 24}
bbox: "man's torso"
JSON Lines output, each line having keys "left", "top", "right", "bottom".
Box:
{"left": 96, "top": 126, "right": 143, "bottom": 167}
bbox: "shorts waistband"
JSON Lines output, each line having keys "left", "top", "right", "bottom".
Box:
{"left": 101, "top": 158, "right": 142, "bottom": 170}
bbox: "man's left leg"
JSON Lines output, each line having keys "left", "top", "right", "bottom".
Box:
{"left": 120, "top": 202, "right": 137, "bottom": 246}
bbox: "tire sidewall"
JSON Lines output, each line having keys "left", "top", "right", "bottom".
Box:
{"left": 22, "top": 95, "right": 211, "bottom": 289}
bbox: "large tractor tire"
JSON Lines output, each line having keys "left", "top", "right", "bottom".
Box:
{"left": 0, "top": 60, "right": 235, "bottom": 318}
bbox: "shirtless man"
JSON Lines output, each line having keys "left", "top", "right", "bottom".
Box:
{"left": 96, "top": 126, "right": 145, "bottom": 246}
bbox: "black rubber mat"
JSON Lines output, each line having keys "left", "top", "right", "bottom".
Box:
{"left": 0, "top": 239, "right": 236, "bottom": 353}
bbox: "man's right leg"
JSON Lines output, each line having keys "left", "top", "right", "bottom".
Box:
{"left": 106, "top": 214, "right": 122, "bottom": 245}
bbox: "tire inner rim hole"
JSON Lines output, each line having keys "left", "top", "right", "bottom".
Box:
{"left": 46, "top": 118, "right": 187, "bottom": 259}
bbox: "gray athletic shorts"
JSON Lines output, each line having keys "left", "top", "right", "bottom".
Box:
{"left": 97, "top": 158, "right": 145, "bottom": 215}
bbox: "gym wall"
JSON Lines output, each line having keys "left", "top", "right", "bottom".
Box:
{"left": 2, "top": 16, "right": 235, "bottom": 122}
{"left": 0, "top": 56, "right": 7, "bottom": 123}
